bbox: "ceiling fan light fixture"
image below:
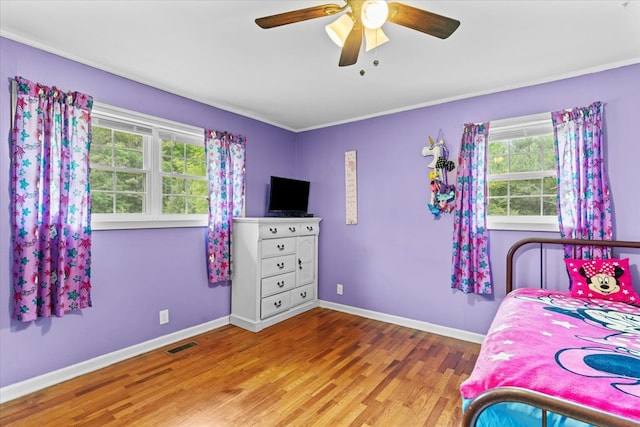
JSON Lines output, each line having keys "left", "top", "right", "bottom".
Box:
{"left": 255, "top": 1, "right": 460, "bottom": 68}
{"left": 364, "top": 27, "right": 389, "bottom": 51}
{"left": 361, "top": 0, "right": 389, "bottom": 29}
{"left": 325, "top": 13, "right": 354, "bottom": 47}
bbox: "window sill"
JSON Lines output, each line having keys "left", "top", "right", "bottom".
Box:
{"left": 487, "top": 216, "right": 559, "bottom": 232}
{"left": 91, "top": 216, "right": 208, "bottom": 231}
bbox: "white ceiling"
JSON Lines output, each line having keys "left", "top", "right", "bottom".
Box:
{"left": 1, "top": 1, "right": 639, "bottom": 131}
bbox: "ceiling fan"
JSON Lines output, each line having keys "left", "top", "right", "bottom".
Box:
{"left": 255, "top": 0, "right": 460, "bottom": 67}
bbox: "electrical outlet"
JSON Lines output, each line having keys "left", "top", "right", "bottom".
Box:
{"left": 159, "top": 309, "right": 169, "bottom": 325}
{"left": 337, "top": 284, "right": 343, "bottom": 295}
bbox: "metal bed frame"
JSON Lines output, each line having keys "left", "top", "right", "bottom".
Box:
{"left": 462, "top": 237, "right": 640, "bottom": 427}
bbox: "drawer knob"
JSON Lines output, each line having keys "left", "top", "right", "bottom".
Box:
{"left": 277, "top": 244, "right": 285, "bottom": 250}
{"left": 298, "top": 259, "right": 302, "bottom": 269}
{"left": 277, "top": 281, "right": 285, "bottom": 288}
{"left": 300, "top": 291, "right": 307, "bottom": 298}
{"left": 306, "top": 226, "right": 313, "bottom": 231}
{"left": 274, "top": 300, "right": 282, "bottom": 308}
{"left": 277, "top": 262, "right": 285, "bottom": 269}
{"left": 289, "top": 226, "right": 296, "bottom": 232}
{"left": 269, "top": 227, "right": 278, "bottom": 234}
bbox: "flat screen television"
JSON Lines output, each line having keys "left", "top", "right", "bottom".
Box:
{"left": 267, "top": 176, "right": 310, "bottom": 217}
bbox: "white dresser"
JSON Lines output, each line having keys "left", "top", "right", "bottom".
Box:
{"left": 230, "top": 217, "right": 321, "bottom": 332}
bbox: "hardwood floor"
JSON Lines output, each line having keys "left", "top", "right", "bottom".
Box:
{"left": 0, "top": 308, "right": 480, "bottom": 426}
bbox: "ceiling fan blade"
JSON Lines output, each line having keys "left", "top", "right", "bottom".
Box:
{"left": 339, "top": 18, "right": 363, "bottom": 67}
{"left": 255, "top": 4, "right": 343, "bottom": 29}
{"left": 387, "top": 2, "right": 460, "bottom": 39}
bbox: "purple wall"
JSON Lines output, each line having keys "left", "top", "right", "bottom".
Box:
{"left": 298, "top": 63, "right": 640, "bottom": 335}
{"left": 0, "top": 37, "right": 296, "bottom": 387}
{"left": 2, "top": 35, "right": 639, "bottom": 390}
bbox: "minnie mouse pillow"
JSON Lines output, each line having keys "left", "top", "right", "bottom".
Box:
{"left": 564, "top": 258, "right": 640, "bottom": 306}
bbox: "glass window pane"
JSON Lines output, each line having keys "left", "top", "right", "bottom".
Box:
{"left": 162, "top": 176, "right": 171, "bottom": 194}
{"left": 510, "top": 154, "right": 541, "bottom": 173}
{"left": 162, "top": 157, "right": 174, "bottom": 173}
{"left": 187, "top": 197, "right": 208, "bottom": 214}
{"left": 488, "top": 141, "right": 508, "bottom": 156}
{"left": 173, "top": 158, "right": 186, "bottom": 174}
{"left": 172, "top": 177, "right": 187, "bottom": 195}
{"left": 114, "top": 130, "right": 143, "bottom": 149}
{"left": 543, "top": 196, "right": 557, "bottom": 216}
{"left": 487, "top": 198, "right": 507, "bottom": 215}
{"left": 162, "top": 140, "right": 174, "bottom": 157}
{"left": 115, "top": 172, "right": 145, "bottom": 192}
{"left": 543, "top": 176, "right": 557, "bottom": 195}
{"left": 173, "top": 142, "right": 186, "bottom": 157}
{"left": 510, "top": 179, "right": 541, "bottom": 196}
{"left": 162, "top": 157, "right": 186, "bottom": 174}
{"left": 488, "top": 156, "right": 508, "bottom": 174}
{"left": 185, "top": 159, "right": 205, "bottom": 177}
{"left": 542, "top": 135, "right": 556, "bottom": 170}
{"left": 488, "top": 181, "right": 508, "bottom": 197}
{"left": 185, "top": 144, "right": 204, "bottom": 159}
{"left": 91, "top": 169, "right": 114, "bottom": 191}
{"left": 92, "top": 127, "right": 112, "bottom": 145}
{"left": 91, "top": 192, "right": 113, "bottom": 214}
{"left": 511, "top": 137, "right": 541, "bottom": 153}
{"left": 541, "top": 134, "right": 554, "bottom": 147}
{"left": 163, "top": 177, "right": 187, "bottom": 197}
{"left": 543, "top": 151, "right": 556, "bottom": 171}
{"left": 163, "top": 195, "right": 185, "bottom": 214}
{"left": 188, "top": 179, "right": 207, "bottom": 196}
{"left": 113, "top": 148, "right": 143, "bottom": 169}
{"left": 116, "top": 193, "right": 144, "bottom": 213}
{"left": 90, "top": 145, "right": 113, "bottom": 167}
{"left": 510, "top": 197, "right": 541, "bottom": 216}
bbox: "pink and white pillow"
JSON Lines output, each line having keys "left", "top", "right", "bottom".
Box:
{"left": 564, "top": 258, "right": 639, "bottom": 306}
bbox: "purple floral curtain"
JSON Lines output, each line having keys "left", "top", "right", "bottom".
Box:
{"left": 204, "top": 130, "right": 246, "bottom": 283}
{"left": 451, "top": 122, "right": 493, "bottom": 294}
{"left": 11, "top": 76, "right": 93, "bottom": 321}
{"left": 552, "top": 101, "right": 612, "bottom": 259}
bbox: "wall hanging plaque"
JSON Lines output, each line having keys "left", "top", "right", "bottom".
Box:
{"left": 345, "top": 150, "right": 358, "bottom": 224}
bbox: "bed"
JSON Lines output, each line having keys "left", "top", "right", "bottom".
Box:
{"left": 460, "top": 238, "right": 640, "bottom": 427}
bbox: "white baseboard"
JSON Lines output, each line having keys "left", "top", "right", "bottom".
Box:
{"left": 1, "top": 303, "right": 485, "bottom": 404}
{"left": 0, "top": 316, "right": 230, "bottom": 404}
{"left": 319, "top": 300, "right": 486, "bottom": 344}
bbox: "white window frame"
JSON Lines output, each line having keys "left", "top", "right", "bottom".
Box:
{"left": 91, "top": 102, "right": 208, "bottom": 230}
{"left": 486, "top": 112, "right": 559, "bottom": 232}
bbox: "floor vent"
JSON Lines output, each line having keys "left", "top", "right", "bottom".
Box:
{"left": 166, "top": 341, "right": 198, "bottom": 355}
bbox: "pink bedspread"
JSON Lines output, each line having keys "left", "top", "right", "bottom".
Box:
{"left": 460, "top": 288, "right": 640, "bottom": 422}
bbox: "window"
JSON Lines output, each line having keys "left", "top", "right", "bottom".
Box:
{"left": 90, "top": 103, "right": 207, "bottom": 230}
{"left": 159, "top": 130, "right": 207, "bottom": 215}
{"left": 486, "top": 112, "right": 559, "bottom": 231}
{"left": 90, "top": 120, "right": 149, "bottom": 215}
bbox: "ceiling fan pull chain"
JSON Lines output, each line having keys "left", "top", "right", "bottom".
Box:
{"left": 373, "top": 29, "right": 380, "bottom": 66}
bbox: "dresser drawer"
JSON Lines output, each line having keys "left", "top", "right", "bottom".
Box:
{"left": 261, "top": 254, "right": 295, "bottom": 278}
{"left": 261, "top": 272, "right": 295, "bottom": 298}
{"left": 261, "top": 291, "right": 291, "bottom": 319}
{"left": 291, "top": 284, "right": 314, "bottom": 307}
{"left": 259, "top": 223, "right": 300, "bottom": 239}
{"left": 262, "top": 237, "right": 295, "bottom": 258}
{"left": 299, "top": 223, "right": 319, "bottom": 236}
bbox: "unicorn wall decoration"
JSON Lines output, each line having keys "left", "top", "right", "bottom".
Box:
{"left": 421, "top": 130, "right": 456, "bottom": 218}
